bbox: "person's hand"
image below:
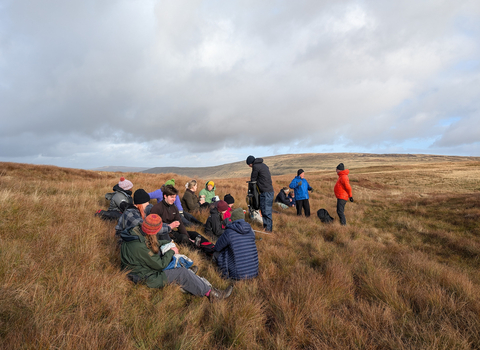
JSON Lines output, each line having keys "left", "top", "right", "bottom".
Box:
{"left": 349, "top": 197, "right": 354, "bottom": 202}
{"left": 309, "top": 188, "right": 314, "bottom": 192}
{"left": 169, "top": 221, "right": 180, "bottom": 229}
{"left": 289, "top": 198, "right": 292, "bottom": 202}
{"left": 171, "top": 245, "right": 179, "bottom": 255}
{"left": 298, "top": 181, "right": 302, "bottom": 186}
{"left": 199, "top": 197, "right": 205, "bottom": 204}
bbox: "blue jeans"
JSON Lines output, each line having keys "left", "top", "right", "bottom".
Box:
{"left": 260, "top": 192, "right": 274, "bottom": 232}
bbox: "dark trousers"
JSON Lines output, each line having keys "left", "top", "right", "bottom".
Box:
{"left": 259, "top": 191, "right": 274, "bottom": 232}
{"left": 337, "top": 198, "right": 347, "bottom": 225}
{"left": 295, "top": 199, "right": 310, "bottom": 217}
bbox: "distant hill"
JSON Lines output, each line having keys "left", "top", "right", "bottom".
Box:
{"left": 141, "top": 153, "right": 480, "bottom": 179}
{"left": 90, "top": 166, "right": 150, "bottom": 173}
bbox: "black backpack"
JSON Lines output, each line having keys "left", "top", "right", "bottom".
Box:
{"left": 246, "top": 181, "right": 260, "bottom": 210}
{"left": 317, "top": 209, "right": 334, "bottom": 224}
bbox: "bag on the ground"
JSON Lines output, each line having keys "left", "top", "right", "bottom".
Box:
{"left": 95, "top": 209, "right": 122, "bottom": 221}
{"left": 188, "top": 231, "right": 216, "bottom": 256}
{"left": 317, "top": 209, "right": 334, "bottom": 224}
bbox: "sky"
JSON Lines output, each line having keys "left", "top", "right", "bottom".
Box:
{"left": 0, "top": 0, "right": 479, "bottom": 170}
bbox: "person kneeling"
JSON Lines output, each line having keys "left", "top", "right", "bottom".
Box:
{"left": 214, "top": 208, "right": 259, "bottom": 280}
{"left": 121, "top": 214, "right": 233, "bottom": 301}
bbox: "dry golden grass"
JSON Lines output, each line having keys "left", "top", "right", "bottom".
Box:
{"left": 1, "top": 159, "right": 479, "bottom": 349}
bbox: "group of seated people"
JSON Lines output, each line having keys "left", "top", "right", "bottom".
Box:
{"left": 275, "top": 187, "right": 296, "bottom": 209}
{"left": 104, "top": 176, "right": 259, "bottom": 302}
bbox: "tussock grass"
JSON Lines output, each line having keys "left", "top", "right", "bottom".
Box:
{"left": 1, "top": 160, "right": 480, "bottom": 349}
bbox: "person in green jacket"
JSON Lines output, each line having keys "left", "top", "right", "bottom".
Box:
{"left": 199, "top": 180, "right": 217, "bottom": 204}
{"left": 120, "top": 214, "right": 232, "bottom": 300}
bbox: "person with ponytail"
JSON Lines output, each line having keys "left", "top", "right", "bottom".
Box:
{"left": 121, "top": 214, "right": 233, "bottom": 301}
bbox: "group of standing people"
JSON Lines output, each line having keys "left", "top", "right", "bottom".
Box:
{"left": 246, "top": 155, "right": 354, "bottom": 229}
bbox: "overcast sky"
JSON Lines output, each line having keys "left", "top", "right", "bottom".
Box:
{"left": 1, "top": 0, "right": 479, "bottom": 169}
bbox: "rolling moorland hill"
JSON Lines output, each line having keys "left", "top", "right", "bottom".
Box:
{"left": 142, "top": 153, "right": 480, "bottom": 179}
{"left": 1, "top": 156, "right": 480, "bottom": 349}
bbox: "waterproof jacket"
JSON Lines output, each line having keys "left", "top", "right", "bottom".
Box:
{"left": 149, "top": 188, "right": 184, "bottom": 211}
{"left": 289, "top": 176, "right": 312, "bottom": 201}
{"left": 205, "top": 206, "right": 231, "bottom": 237}
{"left": 120, "top": 225, "right": 175, "bottom": 288}
{"left": 215, "top": 217, "right": 259, "bottom": 280}
{"left": 181, "top": 189, "right": 200, "bottom": 212}
{"left": 107, "top": 184, "right": 133, "bottom": 212}
{"left": 199, "top": 181, "right": 216, "bottom": 203}
{"left": 275, "top": 190, "right": 291, "bottom": 206}
{"left": 250, "top": 158, "right": 273, "bottom": 193}
{"left": 115, "top": 204, "right": 171, "bottom": 241}
{"left": 334, "top": 169, "right": 353, "bottom": 200}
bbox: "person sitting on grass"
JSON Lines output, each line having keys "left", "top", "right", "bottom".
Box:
{"left": 115, "top": 189, "right": 171, "bottom": 244}
{"left": 275, "top": 187, "right": 292, "bottom": 209}
{"left": 120, "top": 213, "right": 233, "bottom": 301}
{"left": 199, "top": 180, "right": 216, "bottom": 204}
{"left": 205, "top": 200, "right": 231, "bottom": 238}
{"left": 213, "top": 208, "right": 259, "bottom": 280}
{"left": 223, "top": 194, "right": 235, "bottom": 221}
{"left": 181, "top": 179, "right": 209, "bottom": 213}
{"left": 150, "top": 179, "right": 203, "bottom": 227}
{"left": 288, "top": 190, "right": 296, "bottom": 207}
{"left": 97, "top": 177, "right": 133, "bottom": 221}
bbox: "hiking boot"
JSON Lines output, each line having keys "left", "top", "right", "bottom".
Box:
{"left": 208, "top": 285, "right": 233, "bottom": 302}
{"left": 190, "top": 266, "right": 199, "bottom": 274}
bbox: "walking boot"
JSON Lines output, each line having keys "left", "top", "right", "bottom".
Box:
{"left": 208, "top": 285, "right": 233, "bottom": 302}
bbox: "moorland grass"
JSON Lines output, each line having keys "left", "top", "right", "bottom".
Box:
{"left": 0, "top": 160, "right": 479, "bottom": 349}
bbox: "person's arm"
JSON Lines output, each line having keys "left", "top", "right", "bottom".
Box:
{"left": 307, "top": 180, "right": 313, "bottom": 191}
{"left": 175, "top": 195, "right": 184, "bottom": 212}
{"left": 344, "top": 177, "right": 353, "bottom": 198}
{"left": 289, "top": 178, "right": 299, "bottom": 189}
{"left": 214, "top": 229, "right": 230, "bottom": 252}
{"left": 250, "top": 165, "right": 259, "bottom": 182}
{"left": 148, "top": 189, "right": 162, "bottom": 203}
{"left": 174, "top": 207, "right": 188, "bottom": 236}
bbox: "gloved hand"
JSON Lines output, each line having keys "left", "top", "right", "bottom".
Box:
{"left": 309, "top": 188, "right": 314, "bottom": 192}
{"left": 298, "top": 181, "right": 302, "bottom": 186}
{"left": 349, "top": 197, "right": 354, "bottom": 202}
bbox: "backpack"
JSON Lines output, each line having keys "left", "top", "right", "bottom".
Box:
{"left": 317, "top": 209, "right": 334, "bottom": 224}
{"left": 246, "top": 181, "right": 260, "bottom": 211}
{"left": 187, "top": 231, "right": 216, "bottom": 256}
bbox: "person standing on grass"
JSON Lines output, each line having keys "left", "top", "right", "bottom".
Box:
{"left": 289, "top": 169, "right": 313, "bottom": 217}
{"left": 334, "top": 163, "right": 353, "bottom": 225}
{"left": 246, "top": 155, "right": 274, "bottom": 232}
{"left": 120, "top": 213, "right": 233, "bottom": 301}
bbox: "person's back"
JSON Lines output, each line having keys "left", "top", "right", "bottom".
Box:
{"left": 108, "top": 180, "right": 133, "bottom": 212}
{"left": 214, "top": 208, "right": 258, "bottom": 280}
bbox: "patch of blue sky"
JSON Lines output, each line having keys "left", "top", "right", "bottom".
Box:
{"left": 436, "top": 116, "right": 461, "bottom": 127}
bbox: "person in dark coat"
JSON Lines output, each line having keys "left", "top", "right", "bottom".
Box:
{"left": 275, "top": 187, "right": 293, "bottom": 209}
{"left": 214, "top": 208, "right": 259, "bottom": 280}
{"left": 205, "top": 200, "right": 230, "bottom": 238}
{"left": 246, "top": 155, "right": 274, "bottom": 232}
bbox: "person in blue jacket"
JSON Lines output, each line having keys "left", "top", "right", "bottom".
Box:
{"left": 214, "top": 208, "right": 259, "bottom": 280}
{"left": 289, "top": 169, "right": 313, "bottom": 217}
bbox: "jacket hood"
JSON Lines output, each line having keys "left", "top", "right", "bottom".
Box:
{"left": 120, "top": 225, "right": 145, "bottom": 243}
{"left": 228, "top": 219, "right": 252, "bottom": 235}
{"left": 337, "top": 169, "right": 350, "bottom": 176}
{"left": 113, "top": 184, "right": 132, "bottom": 195}
{"left": 252, "top": 158, "right": 264, "bottom": 165}
{"left": 209, "top": 205, "right": 219, "bottom": 215}
{"left": 204, "top": 181, "right": 216, "bottom": 191}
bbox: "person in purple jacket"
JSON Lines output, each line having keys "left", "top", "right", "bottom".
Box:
{"left": 149, "top": 179, "right": 203, "bottom": 227}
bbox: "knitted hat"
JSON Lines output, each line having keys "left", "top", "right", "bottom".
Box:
{"left": 231, "top": 207, "right": 245, "bottom": 222}
{"left": 164, "top": 179, "right": 175, "bottom": 187}
{"left": 297, "top": 169, "right": 304, "bottom": 176}
{"left": 118, "top": 177, "right": 133, "bottom": 191}
{"left": 207, "top": 181, "right": 214, "bottom": 187}
{"left": 133, "top": 189, "right": 150, "bottom": 204}
{"left": 336, "top": 163, "right": 345, "bottom": 171}
{"left": 141, "top": 214, "right": 163, "bottom": 235}
{"left": 216, "top": 200, "right": 229, "bottom": 212}
{"left": 224, "top": 194, "right": 235, "bottom": 204}
{"left": 246, "top": 155, "right": 255, "bottom": 165}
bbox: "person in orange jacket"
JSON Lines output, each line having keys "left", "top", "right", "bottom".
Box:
{"left": 334, "top": 163, "right": 353, "bottom": 225}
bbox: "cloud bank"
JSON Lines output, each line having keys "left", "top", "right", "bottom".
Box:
{"left": 0, "top": 0, "right": 479, "bottom": 168}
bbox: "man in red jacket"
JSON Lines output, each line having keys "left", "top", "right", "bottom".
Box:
{"left": 334, "top": 163, "right": 353, "bottom": 225}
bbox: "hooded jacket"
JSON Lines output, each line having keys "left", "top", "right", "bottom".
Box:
{"left": 150, "top": 200, "right": 189, "bottom": 244}
{"left": 275, "top": 190, "right": 291, "bottom": 206}
{"left": 250, "top": 158, "right": 273, "bottom": 193}
{"left": 334, "top": 169, "right": 353, "bottom": 200}
{"left": 215, "top": 217, "right": 259, "bottom": 280}
{"left": 199, "top": 181, "right": 216, "bottom": 203}
{"left": 107, "top": 184, "right": 133, "bottom": 212}
{"left": 120, "top": 225, "right": 175, "bottom": 288}
{"left": 289, "top": 176, "right": 312, "bottom": 201}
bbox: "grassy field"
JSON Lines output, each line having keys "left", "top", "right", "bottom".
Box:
{"left": 1, "top": 157, "right": 479, "bottom": 349}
